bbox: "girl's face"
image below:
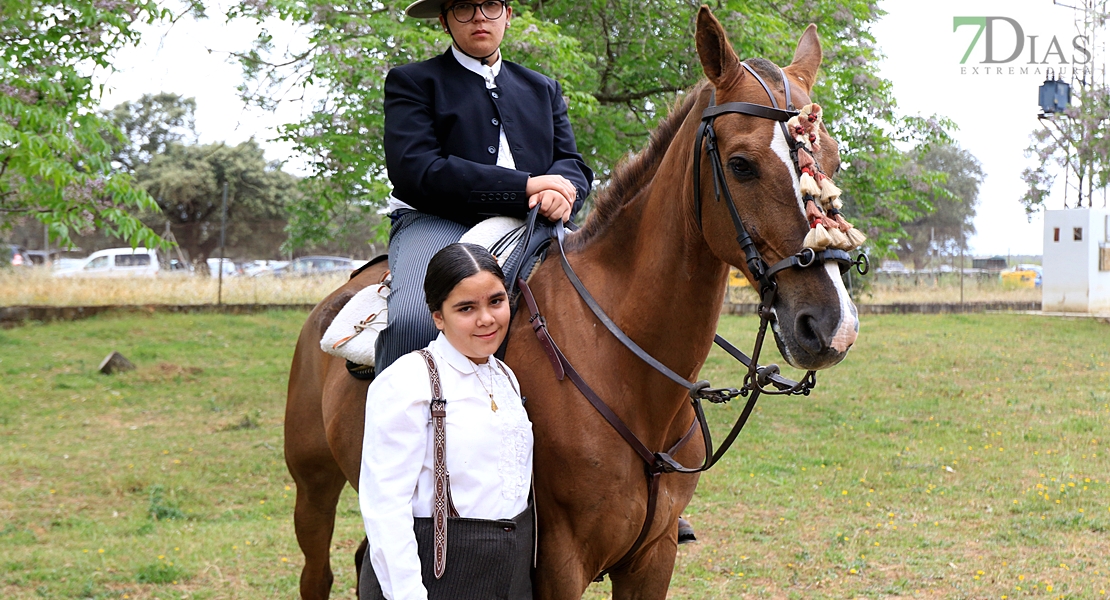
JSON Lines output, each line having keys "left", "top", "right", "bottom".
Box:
{"left": 432, "top": 270, "right": 510, "bottom": 364}
{"left": 439, "top": 0, "right": 512, "bottom": 61}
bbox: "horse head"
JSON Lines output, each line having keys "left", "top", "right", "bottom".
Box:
{"left": 693, "top": 7, "right": 859, "bottom": 371}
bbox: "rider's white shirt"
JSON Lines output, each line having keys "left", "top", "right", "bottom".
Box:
{"left": 359, "top": 333, "right": 532, "bottom": 600}
{"left": 384, "top": 47, "right": 518, "bottom": 215}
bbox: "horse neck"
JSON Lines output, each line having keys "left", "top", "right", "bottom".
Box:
{"left": 572, "top": 92, "right": 728, "bottom": 428}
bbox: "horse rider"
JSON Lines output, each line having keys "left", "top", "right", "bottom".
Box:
{"left": 370, "top": 0, "right": 697, "bottom": 550}
{"left": 373, "top": 0, "right": 593, "bottom": 375}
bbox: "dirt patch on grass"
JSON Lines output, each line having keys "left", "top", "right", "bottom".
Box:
{"left": 135, "top": 362, "right": 205, "bottom": 384}
{"left": 157, "top": 362, "right": 203, "bottom": 378}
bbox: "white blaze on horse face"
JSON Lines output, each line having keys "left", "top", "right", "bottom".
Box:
{"left": 769, "top": 125, "right": 859, "bottom": 355}
{"left": 825, "top": 263, "right": 859, "bottom": 352}
{"left": 769, "top": 126, "right": 805, "bottom": 216}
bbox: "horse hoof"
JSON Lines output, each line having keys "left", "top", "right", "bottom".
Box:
{"left": 678, "top": 517, "right": 697, "bottom": 544}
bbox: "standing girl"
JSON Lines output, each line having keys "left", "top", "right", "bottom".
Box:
{"left": 359, "top": 243, "right": 533, "bottom": 600}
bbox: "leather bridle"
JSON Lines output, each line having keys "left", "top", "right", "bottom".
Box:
{"left": 694, "top": 62, "right": 868, "bottom": 396}
{"left": 516, "top": 61, "right": 869, "bottom": 580}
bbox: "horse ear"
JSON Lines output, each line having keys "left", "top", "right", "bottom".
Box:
{"left": 785, "top": 24, "right": 822, "bottom": 94}
{"left": 696, "top": 6, "right": 741, "bottom": 88}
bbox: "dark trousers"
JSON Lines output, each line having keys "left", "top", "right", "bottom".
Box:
{"left": 374, "top": 210, "right": 470, "bottom": 373}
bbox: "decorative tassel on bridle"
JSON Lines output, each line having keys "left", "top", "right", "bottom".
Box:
{"left": 788, "top": 103, "right": 867, "bottom": 252}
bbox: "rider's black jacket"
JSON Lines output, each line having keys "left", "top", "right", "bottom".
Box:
{"left": 383, "top": 48, "right": 593, "bottom": 226}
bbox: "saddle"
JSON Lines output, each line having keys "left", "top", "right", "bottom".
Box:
{"left": 322, "top": 208, "right": 560, "bottom": 378}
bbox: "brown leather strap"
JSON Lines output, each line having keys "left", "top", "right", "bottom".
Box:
{"left": 517, "top": 278, "right": 702, "bottom": 577}
{"left": 417, "top": 349, "right": 451, "bottom": 580}
{"left": 517, "top": 278, "right": 566, "bottom": 380}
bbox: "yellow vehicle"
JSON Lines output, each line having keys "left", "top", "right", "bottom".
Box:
{"left": 728, "top": 267, "right": 751, "bottom": 287}
{"left": 1000, "top": 264, "right": 1042, "bottom": 288}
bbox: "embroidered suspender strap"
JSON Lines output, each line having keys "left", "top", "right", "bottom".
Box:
{"left": 416, "top": 349, "right": 451, "bottom": 580}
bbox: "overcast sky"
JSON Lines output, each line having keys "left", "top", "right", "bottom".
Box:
{"left": 94, "top": 0, "right": 1106, "bottom": 257}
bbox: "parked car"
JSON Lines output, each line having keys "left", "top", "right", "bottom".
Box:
{"left": 207, "top": 258, "right": 241, "bottom": 278}
{"left": 1001, "top": 264, "right": 1042, "bottom": 288}
{"left": 271, "top": 256, "right": 358, "bottom": 277}
{"left": 243, "top": 260, "right": 289, "bottom": 277}
{"left": 25, "top": 249, "right": 60, "bottom": 267}
{"left": 3, "top": 244, "right": 32, "bottom": 269}
{"left": 52, "top": 257, "right": 87, "bottom": 272}
{"left": 878, "top": 260, "right": 910, "bottom": 274}
{"left": 54, "top": 247, "right": 161, "bottom": 278}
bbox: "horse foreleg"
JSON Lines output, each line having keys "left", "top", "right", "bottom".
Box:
{"left": 608, "top": 536, "right": 679, "bottom": 600}
{"left": 290, "top": 456, "right": 348, "bottom": 600}
{"left": 532, "top": 525, "right": 597, "bottom": 600}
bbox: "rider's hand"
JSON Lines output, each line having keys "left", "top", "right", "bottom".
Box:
{"left": 525, "top": 174, "right": 576, "bottom": 205}
{"left": 529, "top": 190, "right": 573, "bottom": 223}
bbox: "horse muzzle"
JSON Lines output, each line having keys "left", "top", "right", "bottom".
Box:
{"left": 771, "top": 297, "right": 858, "bottom": 371}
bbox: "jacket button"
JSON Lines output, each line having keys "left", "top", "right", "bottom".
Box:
{"left": 487, "top": 146, "right": 496, "bottom": 154}
{"left": 491, "top": 91, "right": 500, "bottom": 99}
{"left": 491, "top": 118, "right": 499, "bottom": 126}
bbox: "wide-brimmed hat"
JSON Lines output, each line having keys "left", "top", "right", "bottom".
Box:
{"left": 404, "top": 0, "right": 448, "bottom": 18}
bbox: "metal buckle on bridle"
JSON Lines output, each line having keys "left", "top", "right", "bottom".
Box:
{"left": 689, "top": 380, "right": 743, "bottom": 404}
{"left": 853, "top": 252, "right": 870, "bottom": 275}
{"left": 796, "top": 247, "right": 817, "bottom": 268}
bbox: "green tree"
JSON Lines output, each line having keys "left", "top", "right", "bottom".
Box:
{"left": 0, "top": 0, "right": 172, "bottom": 248}
{"left": 230, "top": 0, "right": 951, "bottom": 253}
{"left": 895, "top": 144, "right": 983, "bottom": 271}
{"left": 134, "top": 140, "right": 299, "bottom": 269}
{"left": 1021, "top": 83, "right": 1110, "bottom": 217}
{"left": 104, "top": 92, "right": 199, "bottom": 173}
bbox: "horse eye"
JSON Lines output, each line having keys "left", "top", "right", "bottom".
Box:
{"left": 728, "top": 156, "right": 757, "bottom": 180}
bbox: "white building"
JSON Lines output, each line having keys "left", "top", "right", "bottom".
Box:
{"left": 1042, "top": 208, "right": 1110, "bottom": 314}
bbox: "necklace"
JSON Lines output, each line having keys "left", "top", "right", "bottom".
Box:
{"left": 476, "top": 362, "right": 498, "bottom": 412}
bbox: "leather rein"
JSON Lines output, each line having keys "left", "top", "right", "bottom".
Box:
{"left": 517, "top": 63, "right": 867, "bottom": 579}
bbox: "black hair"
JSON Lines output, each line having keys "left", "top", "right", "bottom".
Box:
{"left": 424, "top": 243, "right": 507, "bottom": 313}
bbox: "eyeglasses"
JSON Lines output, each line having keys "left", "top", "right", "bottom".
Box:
{"left": 444, "top": 0, "right": 506, "bottom": 23}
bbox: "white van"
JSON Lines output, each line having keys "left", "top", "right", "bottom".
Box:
{"left": 54, "top": 248, "right": 161, "bottom": 278}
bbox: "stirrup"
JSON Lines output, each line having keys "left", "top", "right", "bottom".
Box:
{"left": 678, "top": 516, "right": 697, "bottom": 544}
{"left": 346, "top": 360, "right": 375, "bottom": 381}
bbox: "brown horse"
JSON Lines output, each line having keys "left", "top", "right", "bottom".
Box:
{"left": 284, "top": 7, "right": 858, "bottom": 599}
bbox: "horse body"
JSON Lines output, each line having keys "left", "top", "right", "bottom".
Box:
{"left": 285, "top": 8, "right": 857, "bottom": 599}
{"left": 507, "top": 172, "right": 729, "bottom": 596}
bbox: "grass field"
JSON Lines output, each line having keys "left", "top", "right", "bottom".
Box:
{"left": 2, "top": 311, "right": 1108, "bottom": 599}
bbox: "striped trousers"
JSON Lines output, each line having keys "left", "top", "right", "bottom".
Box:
{"left": 374, "top": 210, "right": 470, "bottom": 373}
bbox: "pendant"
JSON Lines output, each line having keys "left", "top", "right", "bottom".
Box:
{"left": 490, "top": 396, "right": 499, "bottom": 412}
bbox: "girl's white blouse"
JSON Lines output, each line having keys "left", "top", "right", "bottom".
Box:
{"left": 359, "top": 333, "right": 533, "bottom": 600}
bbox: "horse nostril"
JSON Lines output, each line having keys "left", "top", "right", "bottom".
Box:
{"left": 794, "top": 311, "right": 828, "bottom": 356}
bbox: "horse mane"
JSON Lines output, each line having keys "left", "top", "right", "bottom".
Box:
{"left": 571, "top": 80, "right": 710, "bottom": 247}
